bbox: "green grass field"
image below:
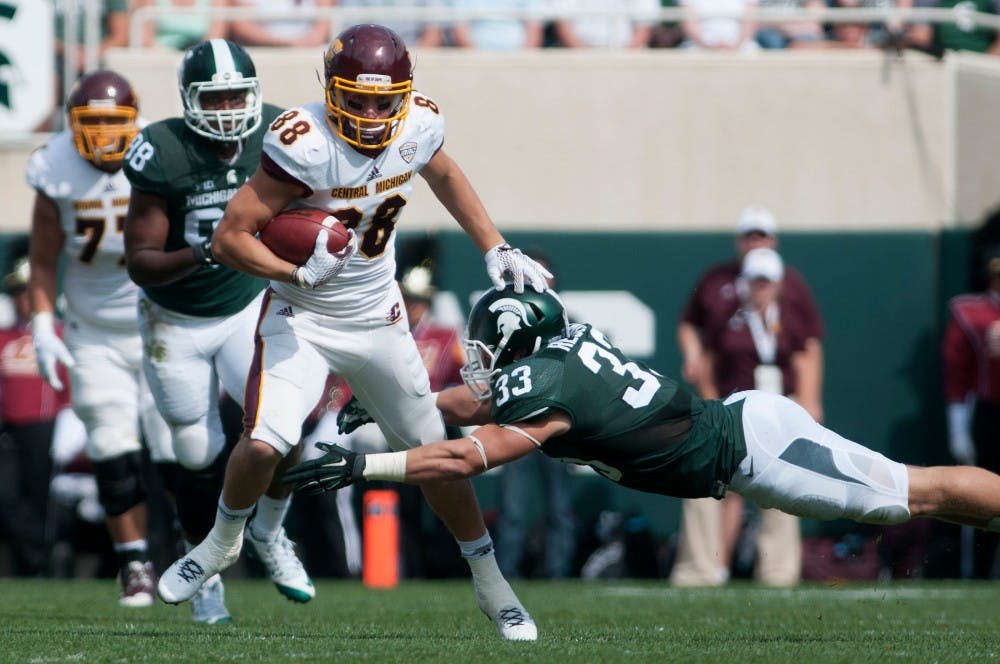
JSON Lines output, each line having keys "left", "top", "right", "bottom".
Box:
{"left": 1, "top": 578, "right": 997, "bottom": 662}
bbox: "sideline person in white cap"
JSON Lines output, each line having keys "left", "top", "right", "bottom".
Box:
{"left": 672, "top": 208, "right": 825, "bottom": 587}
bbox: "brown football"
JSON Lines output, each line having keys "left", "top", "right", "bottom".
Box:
{"left": 260, "top": 208, "right": 351, "bottom": 265}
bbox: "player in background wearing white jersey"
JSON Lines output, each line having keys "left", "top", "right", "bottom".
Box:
{"left": 26, "top": 70, "right": 176, "bottom": 608}
{"left": 158, "top": 24, "right": 549, "bottom": 640}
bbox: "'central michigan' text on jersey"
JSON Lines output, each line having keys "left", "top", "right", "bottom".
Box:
{"left": 261, "top": 94, "right": 443, "bottom": 317}
{"left": 492, "top": 324, "right": 748, "bottom": 498}
{"left": 122, "top": 104, "right": 282, "bottom": 316}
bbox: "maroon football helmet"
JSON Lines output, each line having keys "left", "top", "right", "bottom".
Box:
{"left": 323, "top": 24, "right": 413, "bottom": 149}
{"left": 66, "top": 70, "right": 139, "bottom": 168}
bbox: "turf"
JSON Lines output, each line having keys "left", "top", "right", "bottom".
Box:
{"left": 1, "top": 579, "right": 997, "bottom": 662}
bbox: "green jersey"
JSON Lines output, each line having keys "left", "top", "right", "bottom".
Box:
{"left": 122, "top": 104, "right": 282, "bottom": 317}
{"left": 492, "top": 324, "right": 747, "bottom": 498}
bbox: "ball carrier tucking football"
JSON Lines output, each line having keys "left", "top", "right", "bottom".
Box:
{"left": 163, "top": 23, "right": 550, "bottom": 641}
{"left": 259, "top": 208, "right": 353, "bottom": 266}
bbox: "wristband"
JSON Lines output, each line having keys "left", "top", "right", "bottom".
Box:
{"left": 192, "top": 239, "right": 214, "bottom": 266}
{"left": 361, "top": 451, "right": 408, "bottom": 482}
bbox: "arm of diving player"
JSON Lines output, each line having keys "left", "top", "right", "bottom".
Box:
{"left": 212, "top": 166, "right": 305, "bottom": 283}
{"left": 436, "top": 385, "right": 494, "bottom": 427}
{"left": 124, "top": 190, "right": 205, "bottom": 287}
{"left": 388, "top": 412, "right": 572, "bottom": 484}
{"left": 419, "top": 148, "right": 504, "bottom": 255}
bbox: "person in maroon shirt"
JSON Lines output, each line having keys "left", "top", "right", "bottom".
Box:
{"left": 671, "top": 208, "right": 825, "bottom": 587}
{"left": 942, "top": 246, "right": 1000, "bottom": 578}
{"left": 0, "top": 258, "right": 70, "bottom": 575}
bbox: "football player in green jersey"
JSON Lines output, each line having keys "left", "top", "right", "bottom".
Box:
{"left": 123, "top": 39, "right": 313, "bottom": 623}
{"left": 287, "top": 284, "right": 1000, "bottom": 546}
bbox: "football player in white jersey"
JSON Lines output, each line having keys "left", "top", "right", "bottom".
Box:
{"left": 26, "top": 70, "right": 175, "bottom": 608}
{"left": 159, "top": 24, "right": 548, "bottom": 641}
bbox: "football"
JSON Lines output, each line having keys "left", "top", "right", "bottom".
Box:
{"left": 260, "top": 208, "right": 351, "bottom": 265}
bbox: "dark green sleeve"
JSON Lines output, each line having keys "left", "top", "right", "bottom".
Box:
{"left": 122, "top": 125, "right": 171, "bottom": 194}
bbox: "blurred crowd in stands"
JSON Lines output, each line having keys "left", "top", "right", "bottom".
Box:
{"left": 56, "top": 1, "right": 1000, "bottom": 59}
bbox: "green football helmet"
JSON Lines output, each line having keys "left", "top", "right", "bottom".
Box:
{"left": 461, "top": 285, "right": 569, "bottom": 399}
{"left": 178, "top": 39, "right": 262, "bottom": 142}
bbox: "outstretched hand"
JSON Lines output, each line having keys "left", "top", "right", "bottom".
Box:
{"left": 484, "top": 243, "right": 553, "bottom": 293}
{"left": 283, "top": 442, "right": 366, "bottom": 495}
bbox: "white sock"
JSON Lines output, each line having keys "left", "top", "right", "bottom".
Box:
{"left": 248, "top": 495, "right": 291, "bottom": 541}
{"left": 113, "top": 539, "right": 148, "bottom": 554}
{"left": 459, "top": 533, "right": 517, "bottom": 616}
{"left": 212, "top": 499, "right": 253, "bottom": 546}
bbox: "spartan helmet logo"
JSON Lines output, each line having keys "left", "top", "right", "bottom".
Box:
{"left": 489, "top": 298, "right": 530, "bottom": 340}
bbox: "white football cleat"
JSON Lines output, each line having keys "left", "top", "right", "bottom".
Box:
{"left": 191, "top": 574, "right": 231, "bottom": 625}
{"left": 490, "top": 604, "right": 538, "bottom": 641}
{"left": 157, "top": 534, "right": 242, "bottom": 605}
{"left": 245, "top": 526, "right": 315, "bottom": 603}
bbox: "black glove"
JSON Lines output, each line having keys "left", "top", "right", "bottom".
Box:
{"left": 283, "top": 442, "right": 366, "bottom": 495}
{"left": 336, "top": 396, "right": 374, "bottom": 435}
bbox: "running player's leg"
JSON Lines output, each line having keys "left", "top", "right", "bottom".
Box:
{"left": 347, "top": 320, "right": 536, "bottom": 641}
{"left": 69, "top": 324, "right": 155, "bottom": 607}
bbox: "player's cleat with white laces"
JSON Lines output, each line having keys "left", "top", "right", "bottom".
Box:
{"left": 244, "top": 526, "right": 315, "bottom": 603}
{"left": 118, "top": 560, "right": 156, "bottom": 608}
{"left": 487, "top": 603, "right": 538, "bottom": 641}
{"left": 191, "top": 574, "right": 231, "bottom": 625}
{"left": 157, "top": 534, "right": 242, "bottom": 604}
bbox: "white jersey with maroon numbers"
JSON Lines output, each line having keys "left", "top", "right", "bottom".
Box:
{"left": 25, "top": 130, "right": 142, "bottom": 329}
{"left": 263, "top": 95, "right": 444, "bottom": 317}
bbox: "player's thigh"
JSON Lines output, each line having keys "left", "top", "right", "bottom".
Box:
{"left": 215, "top": 292, "right": 264, "bottom": 404}
{"left": 345, "top": 323, "right": 444, "bottom": 450}
{"left": 727, "top": 390, "right": 910, "bottom": 524}
{"left": 65, "top": 327, "right": 142, "bottom": 462}
{"left": 138, "top": 299, "right": 214, "bottom": 425}
{"left": 246, "top": 303, "right": 331, "bottom": 455}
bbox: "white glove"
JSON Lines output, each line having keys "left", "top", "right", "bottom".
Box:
{"left": 31, "top": 311, "right": 75, "bottom": 392}
{"left": 291, "top": 228, "right": 358, "bottom": 289}
{"left": 947, "top": 400, "right": 976, "bottom": 465}
{"left": 484, "top": 243, "right": 553, "bottom": 293}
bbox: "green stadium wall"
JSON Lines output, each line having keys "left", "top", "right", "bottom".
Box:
{"left": 0, "top": 229, "right": 976, "bottom": 540}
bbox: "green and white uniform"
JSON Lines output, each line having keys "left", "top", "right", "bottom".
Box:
{"left": 494, "top": 324, "right": 911, "bottom": 525}
{"left": 492, "top": 324, "right": 745, "bottom": 498}
{"left": 122, "top": 105, "right": 280, "bottom": 470}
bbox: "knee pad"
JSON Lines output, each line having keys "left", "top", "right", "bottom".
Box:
{"left": 174, "top": 452, "right": 227, "bottom": 542}
{"left": 172, "top": 420, "right": 225, "bottom": 471}
{"left": 94, "top": 452, "right": 147, "bottom": 517}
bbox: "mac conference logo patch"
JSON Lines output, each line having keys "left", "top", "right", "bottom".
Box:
{"left": 398, "top": 142, "right": 418, "bottom": 164}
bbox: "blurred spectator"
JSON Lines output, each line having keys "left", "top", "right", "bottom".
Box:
{"left": 494, "top": 250, "right": 576, "bottom": 579}
{"left": 229, "top": 0, "right": 334, "bottom": 48}
{"left": 941, "top": 244, "right": 1000, "bottom": 578}
{"left": 827, "top": 0, "right": 894, "bottom": 50}
{"left": 54, "top": 0, "right": 129, "bottom": 72}
{"left": 338, "top": 0, "right": 446, "bottom": 47}
{"left": 649, "top": 0, "right": 685, "bottom": 48}
{"left": 132, "top": 0, "right": 231, "bottom": 50}
{"left": 449, "top": 1, "right": 544, "bottom": 50}
{"left": 679, "top": 0, "right": 761, "bottom": 51}
{"left": 550, "top": 0, "right": 661, "bottom": 48}
{"left": 0, "top": 258, "right": 71, "bottom": 576}
{"left": 670, "top": 207, "right": 824, "bottom": 587}
{"left": 45, "top": 0, "right": 130, "bottom": 131}
{"left": 906, "top": 0, "right": 1000, "bottom": 56}
{"left": 756, "top": 0, "right": 829, "bottom": 49}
